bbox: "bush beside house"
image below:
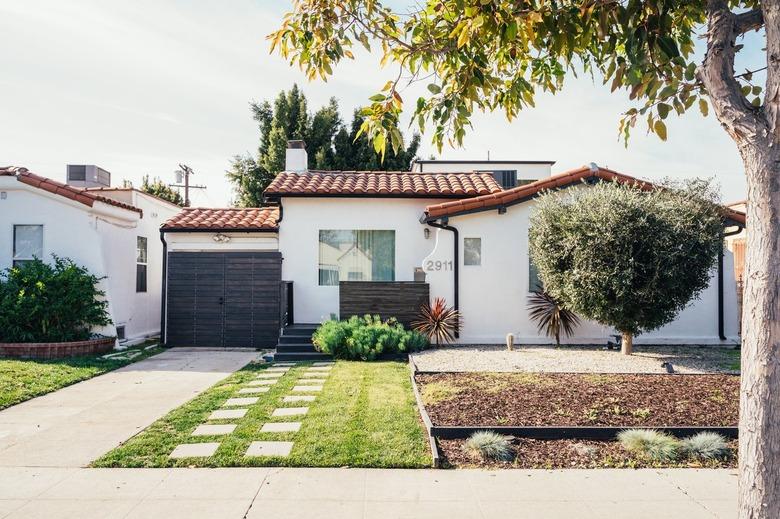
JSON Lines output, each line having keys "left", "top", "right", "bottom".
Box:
{"left": 312, "top": 315, "right": 428, "bottom": 360}
{"left": 0, "top": 257, "right": 111, "bottom": 344}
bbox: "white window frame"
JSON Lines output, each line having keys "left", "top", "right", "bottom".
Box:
{"left": 12, "top": 224, "right": 44, "bottom": 267}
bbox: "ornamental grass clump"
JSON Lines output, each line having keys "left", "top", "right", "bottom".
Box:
{"left": 412, "top": 297, "right": 461, "bottom": 347}
{"left": 681, "top": 432, "right": 731, "bottom": 460}
{"left": 463, "top": 431, "right": 514, "bottom": 462}
{"left": 617, "top": 429, "right": 680, "bottom": 462}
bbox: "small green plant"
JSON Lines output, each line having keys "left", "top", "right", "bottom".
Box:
{"left": 312, "top": 315, "right": 428, "bottom": 360}
{"left": 412, "top": 297, "right": 461, "bottom": 347}
{"left": 463, "top": 431, "right": 514, "bottom": 462}
{"left": 0, "top": 256, "right": 111, "bottom": 342}
{"left": 630, "top": 408, "right": 652, "bottom": 419}
{"left": 618, "top": 429, "right": 680, "bottom": 462}
{"left": 526, "top": 290, "right": 580, "bottom": 345}
{"left": 584, "top": 408, "right": 600, "bottom": 422}
{"left": 680, "top": 432, "right": 731, "bottom": 460}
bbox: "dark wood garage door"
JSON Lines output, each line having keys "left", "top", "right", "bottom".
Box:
{"left": 166, "top": 251, "right": 282, "bottom": 348}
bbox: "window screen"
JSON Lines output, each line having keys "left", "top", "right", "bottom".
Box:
{"left": 13, "top": 225, "right": 43, "bottom": 267}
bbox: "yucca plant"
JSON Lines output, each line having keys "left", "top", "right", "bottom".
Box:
{"left": 412, "top": 297, "right": 461, "bottom": 347}
{"left": 527, "top": 290, "right": 580, "bottom": 346}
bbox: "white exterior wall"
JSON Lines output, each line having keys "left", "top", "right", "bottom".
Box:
{"left": 423, "top": 203, "right": 740, "bottom": 344}
{"left": 278, "top": 191, "right": 739, "bottom": 344}
{"left": 166, "top": 232, "right": 278, "bottom": 252}
{"left": 278, "top": 198, "right": 441, "bottom": 324}
{"left": 0, "top": 179, "right": 178, "bottom": 344}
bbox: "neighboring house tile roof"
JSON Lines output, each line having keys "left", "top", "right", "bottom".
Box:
{"left": 161, "top": 207, "right": 280, "bottom": 231}
{"left": 423, "top": 165, "right": 747, "bottom": 225}
{"left": 264, "top": 170, "right": 503, "bottom": 198}
{"left": 0, "top": 166, "right": 143, "bottom": 215}
{"left": 84, "top": 186, "right": 183, "bottom": 210}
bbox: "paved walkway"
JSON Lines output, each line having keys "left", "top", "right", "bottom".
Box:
{"left": 0, "top": 466, "right": 736, "bottom": 518}
{"left": 0, "top": 349, "right": 259, "bottom": 467}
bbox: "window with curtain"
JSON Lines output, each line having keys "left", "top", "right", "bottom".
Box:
{"left": 13, "top": 225, "right": 43, "bottom": 267}
{"left": 318, "top": 230, "right": 395, "bottom": 286}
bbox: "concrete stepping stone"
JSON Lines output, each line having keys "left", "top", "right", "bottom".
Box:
{"left": 306, "top": 367, "right": 331, "bottom": 372}
{"left": 238, "top": 387, "right": 269, "bottom": 394}
{"left": 170, "top": 442, "right": 220, "bottom": 459}
{"left": 272, "top": 407, "right": 308, "bottom": 417}
{"left": 300, "top": 378, "right": 326, "bottom": 383}
{"left": 302, "top": 372, "right": 328, "bottom": 378}
{"left": 273, "top": 362, "right": 296, "bottom": 367}
{"left": 283, "top": 395, "right": 315, "bottom": 403}
{"left": 256, "top": 373, "right": 283, "bottom": 379}
{"left": 248, "top": 379, "right": 276, "bottom": 386}
{"left": 192, "top": 424, "right": 236, "bottom": 436}
{"left": 266, "top": 367, "right": 290, "bottom": 372}
{"left": 260, "top": 422, "right": 302, "bottom": 433}
{"left": 223, "top": 397, "right": 258, "bottom": 407}
{"left": 208, "top": 408, "right": 247, "bottom": 420}
{"left": 292, "top": 385, "right": 323, "bottom": 392}
{"left": 312, "top": 362, "right": 333, "bottom": 366}
{"left": 245, "top": 441, "right": 294, "bottom": 457}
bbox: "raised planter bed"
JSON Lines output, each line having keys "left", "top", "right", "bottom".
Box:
{"left": 414, "top": 372, "right": 739, "bottom": 440}
{"left": 0, "top": 337, "right": 116, "bottom": 359}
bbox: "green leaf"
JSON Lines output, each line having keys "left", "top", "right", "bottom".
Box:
{"left": 369, "top": 94, "right": 387, "bottom": 102}
{"left": 658, "top": 37, "right": 680, "bottom": 59}
{"left": 698, "top": 98, "right": 708, "bottom": 117}
{"left": 654, "top": 120, "right": 667, "bottom": 141}
{"left": 657, "top": 103, "right": 671, "bottom": 119}
{"left": 427, "top": 83, "right": 441, "bottom": 94}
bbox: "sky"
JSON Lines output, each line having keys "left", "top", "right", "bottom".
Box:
{"left": 0, "top": 0, "right": 765, "bottom": 207}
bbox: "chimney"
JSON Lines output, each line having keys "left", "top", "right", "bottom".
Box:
{"left": 285, "top": 140, "right": 308, "bottom": 172}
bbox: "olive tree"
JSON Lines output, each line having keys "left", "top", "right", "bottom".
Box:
{"left": 529, "top": 179, "right": 723, "bottom": 354}
{"left": 271, "top": 1, "right": 780, "bottom": 514}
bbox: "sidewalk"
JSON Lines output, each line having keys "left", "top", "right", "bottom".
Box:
{"left": 0, "top": 466, "right": 736, "bottom": 518}
{"left": 0, "top": 349, "right": 259, "bottom": 467}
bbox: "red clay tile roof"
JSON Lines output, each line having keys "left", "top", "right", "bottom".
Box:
{"left": 161, "top": 207, "right": 280, "bottom": 231}
{"left": 84, "top": 186, "right": 183, "bottom": 209}
{"left": 424, "top": 165, "right": 747, "bottom": 225}
{"left": 0, "top": 166, "right": 142, "bottom": 215}
{"left": 264, "top": 170, "right": 503, "bottom": 198}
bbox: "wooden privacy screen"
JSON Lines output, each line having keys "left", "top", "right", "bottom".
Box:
{"left": 339, "top": 281, "right": 430, "bottom": 328}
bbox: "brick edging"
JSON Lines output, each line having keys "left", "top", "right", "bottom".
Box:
{"left": 0, "top": 337, "right": 116, "bottom": 359}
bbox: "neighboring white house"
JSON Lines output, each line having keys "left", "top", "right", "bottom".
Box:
{"left": 0, "top": 166, "right": 180, "bottom": 344}
{"left": 158, "top": 142, "right": 745, "bottom": 348}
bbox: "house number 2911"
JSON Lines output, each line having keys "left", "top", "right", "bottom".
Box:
{"left": 425, "top": 260, "right": 453, "bottom": 271}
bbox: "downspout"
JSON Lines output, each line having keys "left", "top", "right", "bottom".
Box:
{"left": 426, "top": 219, "right": 459, "bottom": 338}
{"left": 719, "top": 225, "right": 744, "bottom": 340}
{"left": 160, "top": 230, "right": 168, "bottom": 346}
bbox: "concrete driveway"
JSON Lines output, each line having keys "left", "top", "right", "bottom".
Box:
{"left": 0, "top": 348, "right": 259, "bottom": 468}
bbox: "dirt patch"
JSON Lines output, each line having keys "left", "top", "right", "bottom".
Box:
{"left": 437, "top": 437, "right": 737, "bottom": 469}
{"left": 416, "top": 373, "right": 739, "bottom": 427}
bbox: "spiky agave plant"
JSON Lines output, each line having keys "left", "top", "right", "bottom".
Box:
{"left": 527, "top": 290, "right": 581, "bottom": 346}
{"left": 412, "top": 297, "right": 461, "bottom": 347}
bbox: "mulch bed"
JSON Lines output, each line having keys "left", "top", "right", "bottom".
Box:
{"left": 416, "top": 372, "right": 739, "bottom": 427}
{"left": 437, "top": 437, "right": 738, "bottom": 469}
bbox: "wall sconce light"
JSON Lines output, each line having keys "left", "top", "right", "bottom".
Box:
{"left": 423, "top": 228, "right": 431, "bottom": 239}
{"left": 212, "top": 233, "right": 231, "bottom": 243}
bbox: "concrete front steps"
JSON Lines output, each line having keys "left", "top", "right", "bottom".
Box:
{"left": 274, "top": 324, "right": 332, "bottom": 361}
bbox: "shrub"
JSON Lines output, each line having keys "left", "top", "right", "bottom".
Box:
{"left": 527, "top": 290, "right": 580, "bottom": 345}
{"left": 312, "top": 315, "right": 429, "bottom": 360}
{"left": 0, "top": 256, "right": 111, "bottom": 342}
{"left": 463, "top": 431, "right": 514, "bottom": 461}
{"left": 681, "top": 432, "right": 731, "bottom": 460}
{"left": 617, "top": 429, "right": 680, "bottom": 462}
{"left": 412, "top": 297, "right": 461, "bottom": 347}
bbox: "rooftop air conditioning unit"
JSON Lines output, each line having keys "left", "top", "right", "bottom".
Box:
{"left": 66, "top": 165, "right": 112, "bottom": 188}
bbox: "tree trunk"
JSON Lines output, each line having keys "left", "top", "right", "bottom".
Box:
{"left": 738, "top": 146, "right": 780, "bottom": 519}
{"left": 621, "top": 331, "right": 633, "bottom": 355}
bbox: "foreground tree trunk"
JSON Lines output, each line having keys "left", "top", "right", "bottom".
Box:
{"left": 737, "top": 143, "right": 780, "bottom": 519}
{"left": 697, "top": 2, "right": 780, "bottom": 514}
{"left": 621, "top": 331, "right": 633, "bottom": 355}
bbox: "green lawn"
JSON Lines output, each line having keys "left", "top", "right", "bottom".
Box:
{"left": 0, "top": 341, "right": 163, "bottom": 410}
{"left": 93, "top": 361, "right": 431, "bottom": 468}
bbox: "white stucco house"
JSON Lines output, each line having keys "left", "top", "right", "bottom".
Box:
{"left": 158, "top": 142, "right": 745, "bottom": 355}
{"left": 0, "top": 166, "right": 181, "bottom": 344}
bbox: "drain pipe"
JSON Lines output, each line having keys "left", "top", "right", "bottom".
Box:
{"left": 719, "top": 225, "right": 744, "bottom": 340}
{"left": 159, "top": 230, "right": 168, "bottom": 346}
{"left": 426, "top": 219, "right": 459, "bottom": 338}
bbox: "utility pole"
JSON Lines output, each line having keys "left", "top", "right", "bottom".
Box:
{"left": 171, "top": 164, "right": 206, "bottom": 207}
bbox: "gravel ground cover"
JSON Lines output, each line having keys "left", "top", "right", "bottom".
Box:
{"left": 416, "top": 372, "right": 739, "bottom": 427}
{"left": 411, "top": 344, "right": 740, "bottom": 373}
{"left": 438, "top": 437, "right": 738, "bottom": 469}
